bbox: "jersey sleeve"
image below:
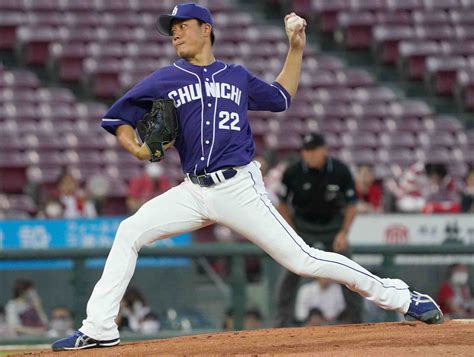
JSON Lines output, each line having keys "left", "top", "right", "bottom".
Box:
{"left": 245, "top": 68, "right": 291, "bottom": 112}
{"left": 101, "top": 72, "right": 158, "bottom": 135}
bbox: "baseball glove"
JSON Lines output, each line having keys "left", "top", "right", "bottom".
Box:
{"left": 136, "top": 99, "right": 179, "bottom": 162}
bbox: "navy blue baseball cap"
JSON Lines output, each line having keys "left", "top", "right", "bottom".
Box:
{"left": 157, "top": 3, "right": 214, "bottom": 36}
{"left": 302, "top": 132, "right": 326, "bottom": 150}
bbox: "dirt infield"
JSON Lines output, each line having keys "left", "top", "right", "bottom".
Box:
{"left": 13, "top": 320, "right": 474, "bottom": 356}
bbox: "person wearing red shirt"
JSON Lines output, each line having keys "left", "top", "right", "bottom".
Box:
{"left": 355, "top": 165, "right": 383, "bottom": 213}
{"left": 126, "top": 164, "right": 172, "bottom": 213}
{"left": 438, "top": 263, "right": 474, "bottom": 319}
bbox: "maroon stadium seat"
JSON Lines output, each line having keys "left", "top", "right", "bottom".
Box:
{"left": 0, "top": 12, "right": 25, "bottom": 50}
{"left": 0, "top": 70, "right": 40, "bottom": 89}
{"left": 83, "top": 58, "right": 123, "bottom": 99}
{"left": 379, "top": 132, "right": 417, "bottom": 149}
{"left": 337, "top": 11, "right": 375, "bottom": 49}
{"left": 339, "top": 148, "right": 376, "bottom": 165}
{"left": 412, "top": 10, "right": 450, "bottom": 25}
{"left": 49, "top": 42, "right": 88, "bottom": 82}
{"left": 373, "top": 25, "right": 415, "bottom": 64}
{"left": 426, "top": 55, "right": 469, "bottom": 96}
{"left": 16, "top": 26, "right": 62, "bottom": 65}
{"left": 378, "top": 148, "right": 415, "bottom": 166}
{"left": 341, "top": 131, "right": 379, "bottom": 149}
{"left": 398, "top": 41, "right": 441, "bottom": 80}
{"left": 313, "top": 0, "right": 352, "bottom": 33}
{"left": 456, "top": 69, "right": 474, "bottom": 109}
{"left": 386, "top": 0, "right": 423, "bottom": 13}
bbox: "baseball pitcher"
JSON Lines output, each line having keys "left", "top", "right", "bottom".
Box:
{"left": 52, "top": 3, "right": 443, "bottom": 352}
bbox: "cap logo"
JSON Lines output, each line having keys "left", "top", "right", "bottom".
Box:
{"left": 171, "top": 6, "right": 178, "bottom": 15}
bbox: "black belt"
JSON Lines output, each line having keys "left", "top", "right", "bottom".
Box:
{"left": 187, "top": 168, "right": 237, "bottom": 187}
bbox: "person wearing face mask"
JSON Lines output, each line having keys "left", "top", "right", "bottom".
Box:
{"left": 5, "top": 279, "right": 48, "bottom": 336}
{"left": 461, "top": 168, "right": 474, "bottom": 213}
{"left": 139, "top": 312, "right": 160, "bottom": 335}
{"left": 438, "top": 263, "right": 474, "bottom": 319}
{"left": 47, "top": 307, "right": 74, "bottom": 338}
{"left": 126, "top": 163, "right": 172, "bottom": 214}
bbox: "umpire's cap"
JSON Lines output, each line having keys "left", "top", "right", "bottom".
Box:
{"left": 157, "top": 3, "right": 214, "bottom": 36}
{"left": 301, "top": 132, "right": 326, "bottom": 150}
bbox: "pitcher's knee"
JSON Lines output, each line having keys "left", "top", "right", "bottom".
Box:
{"left": 115, "top": 218, "right": 143, "bottom": 249}
{"left": 285, "top": 258, "right": 315, "bottom": 277}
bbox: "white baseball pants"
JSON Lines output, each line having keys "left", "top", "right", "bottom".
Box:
{"left": 80, "top": 161, "right": 411, "bottom": 340}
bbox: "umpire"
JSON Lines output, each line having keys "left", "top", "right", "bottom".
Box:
{"left": 275, "top": 132, "right": 363, "bottom": 327}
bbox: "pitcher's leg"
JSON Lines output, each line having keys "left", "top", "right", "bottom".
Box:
{"left": 80, "top": 182, "right": 208, "bottom": 340}
{"left": 211, "top": 164, "right": 411, "bottom": 315}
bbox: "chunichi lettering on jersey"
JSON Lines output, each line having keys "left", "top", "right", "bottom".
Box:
{"left": 168, "top": 82, "right": 242, "bottom": 107}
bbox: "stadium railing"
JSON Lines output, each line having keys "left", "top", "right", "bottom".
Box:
{"left": 1, "top": 243, "right": 474, "bottom": 335}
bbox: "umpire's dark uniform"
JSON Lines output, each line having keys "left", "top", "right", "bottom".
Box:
{"left": 275, "top": 133, "right": 363, "bottom": 327}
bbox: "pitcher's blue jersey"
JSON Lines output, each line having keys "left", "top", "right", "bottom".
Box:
{"left": 101, "top": 59, "right": 291, "bottom": 174}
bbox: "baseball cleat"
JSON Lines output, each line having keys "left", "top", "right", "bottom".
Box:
{"left": 405, "top": 291, "right": 444, "bottom": 324}
{"left": 51, "top": 330, "right": 120, "bottom": 352}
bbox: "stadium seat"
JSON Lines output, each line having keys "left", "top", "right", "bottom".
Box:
{"left": 341, "top": 131, "right": 379, "bottom": 149}
{"left": 0, "top": 70, "right": 40, "bottom": 89}
{"left": 339, "top": 148, "right": 376, "bottom": 165}
{"left": 313, "top": 0, "right": 352, "bottom": 33}
{"left": 4, "top": 194, "right": 37, "bottom": 216}
{"left": 0, "top": 12, "right": 25, "bottom": 50}
{"left": 426, "top": 55, "right": 470, "bottom": 96}
{"left": 386, "top": 0, "right": 424, "bottom": 13}
{"left": 16, "top": 26, "right": 62, "bottom": 65}
{"left": 377, "top": 148, "right": 415, "bottom": 166}
{"left": 373, "top": 25, "right": 415, "bottom": 64}
{"left": 398, "top": 41, "right": 442, "bottom": 80}
{"left": 337, "top": 11, "right": 375, "bottom": 49}
{"left": 83, "top": 58, "right": 123, "bottom": 99}
{"left": 456, "top": 69, "right": 474, "bottom": 109}
{"left": 379, "top": 132, "right": 417, "bottom": 149}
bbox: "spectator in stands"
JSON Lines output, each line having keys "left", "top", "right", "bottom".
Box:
{"left": 0, "top": 306, "right": 16, "bottom": 338}
{"left": 127, "top": 163, "right": 172, "bottom": 214}
{"left": 263, "top": 152, "right": 299, "bottom": 205}
{"left": 85, "top": 174, "right": 112, "bottom": 215}
{"left": 37, "top": 197, "right": 64, "bottom": 219}
{"left": 5, "top": 279, "right": 48, "bottom": 336}
{"left": 354, "top": 165, "right": 383, "bottom": 213}
{"left": 116, "top": 286, "right": 151, "bottom": 332}
{"left": 461, "top": 168, "right": 474, "bottom": 213}
{"left": 221, "top": 308, "right": 263, "bottom": 330}
{"left": 438, "top": 263, "right": 474, "bottom": 319}
{"left": 303, "top": 308, "right": 326, "bottom": 327}
{"left": 139, "top": 312, "right": 161, "bottom": 335}
{"left": 47, "top": 307, "right": 74, "bottom": 338}
{"left": 294, "top": 278, "right": 346, "bottom": 326}
{"left": 386, "top": 161, "right": 428, "bottom": 213}
{"left": 423, "top": 163, "right": 460, "bottom": 213}
{"left": 56, "top": 168, "right": 97, "bottom": 218}
{"left": 222, "top": 308, "right": 234, "bottom": 331}
{"left": 244, "top": 309, "right": 263, "bottom": 330}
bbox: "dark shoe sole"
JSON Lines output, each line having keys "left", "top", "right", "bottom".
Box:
{"left": 420, "top": 310, "right": 444, "bottom": 324}
{"left": 52, "top": 339, "right": 120, "bottom": 352}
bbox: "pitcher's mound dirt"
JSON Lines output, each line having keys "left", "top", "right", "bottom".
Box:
{"left": 18, "top": 320, "right": 474, "bottom": 356}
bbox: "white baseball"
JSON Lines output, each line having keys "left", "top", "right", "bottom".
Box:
{"left": 286, "top": 15, "right": 305, "bottom": 32}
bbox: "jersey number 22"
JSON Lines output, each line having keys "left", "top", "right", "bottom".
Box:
{"left": 218, "top": 111, "right": 240, "bottom": 131}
